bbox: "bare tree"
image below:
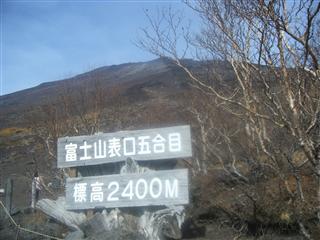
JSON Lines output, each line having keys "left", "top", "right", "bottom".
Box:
{"left": 138, "top": 0, "right": 320, "bottom": 238}
{"left": 26, "top": 76, "right": 109, "bottom": 195}
{"left": 60, "top": 78, "right": 107, "bottom": 135}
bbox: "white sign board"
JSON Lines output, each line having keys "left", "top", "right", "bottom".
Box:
{"left": 65, "top": 169, "right": 189, "bottom": 210}
{"left": 57, "top": 125, "right": 192, "bottom": 168}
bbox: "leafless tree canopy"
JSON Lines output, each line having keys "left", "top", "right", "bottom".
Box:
{"left": 138, "top": 0, "right": 320, "bottom": 238}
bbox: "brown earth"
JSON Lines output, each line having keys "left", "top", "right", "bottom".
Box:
{"left": 1, "top": 58, "right": 315, "bottom": 239}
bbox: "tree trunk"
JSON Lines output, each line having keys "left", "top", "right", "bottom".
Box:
{"left": 200, "top": 125, "right": 208, "bottom": 175}
{"left": 317, "top": 148, "right": 320, "bottom": 223}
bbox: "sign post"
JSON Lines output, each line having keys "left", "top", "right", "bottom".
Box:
{"left": 58, "top": 125, "right": 192, "bottom": 211}
{"left": 5, "top": 178, "right": 13, "bottom": 217}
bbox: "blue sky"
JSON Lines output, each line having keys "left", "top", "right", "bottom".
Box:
{"left": 1, "top": 0, "right": 195, "bottom": 96}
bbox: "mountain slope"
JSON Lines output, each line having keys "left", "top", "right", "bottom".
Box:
{"left": 0, "top": 58, "right": 192, "bottom": 128}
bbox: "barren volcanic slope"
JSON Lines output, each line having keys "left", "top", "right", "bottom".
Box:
{"left": 1, "top": 59, "right": 312, "bottom": 239}
{"left": 0, "top": 58, "right": 212, "bottom": 208}
{"left": 0, "top": 58, "right": 188, "bottom": 128}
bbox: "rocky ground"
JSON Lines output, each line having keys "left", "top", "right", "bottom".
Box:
{"left": 1, "top": 59, "right": 317, "bottom": 239}
{"left": 0, "top": 209, "right": 304, "bottom": 240}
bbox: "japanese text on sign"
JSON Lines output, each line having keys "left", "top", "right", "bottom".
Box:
{"left": 65, "top": 169, "right": 189, "bottom": 210}
{"left": 58, "top": 125, "right": 192, "bottom": 168}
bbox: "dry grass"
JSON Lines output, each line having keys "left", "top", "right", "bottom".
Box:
{"left": 21, "top": 210, "right": 48, "bottom": 226}
{"left": 0, "top": 127, "right": 30, "bottom": 138}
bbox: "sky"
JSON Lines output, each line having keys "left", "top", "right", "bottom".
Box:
{"left": 1, "top": 0, "right": 195, "bottom": 96}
